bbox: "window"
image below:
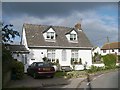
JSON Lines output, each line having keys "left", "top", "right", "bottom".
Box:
{"left": 119, "top": 49, "right": 120, "bottom": 52}
{"left": 70, "top": 34, "right": 77, "bottom": 40}
{"left": 103, "top": 50, "right": 106, "bottom": 53}
{"left": 47, "top": 50, "right": 55, "bottom": 62}
{"left": 46, "top": 32, "right": 55, "bottom": 39}
{"left": 71, "top": 50, "right": 78, "bottom": 61}
{"left": 112, "top": 49, "right": 114, "bottom": 52}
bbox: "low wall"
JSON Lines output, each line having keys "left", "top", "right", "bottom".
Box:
{"left": 92, "top": 63, "right": 104, "bottom": 67}
{"left": 74, "top": 65, "right": 90, "bottom": 70}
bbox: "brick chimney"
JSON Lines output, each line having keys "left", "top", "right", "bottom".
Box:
{"left": 75, "top": 23, "right": 82, "bottom": 31}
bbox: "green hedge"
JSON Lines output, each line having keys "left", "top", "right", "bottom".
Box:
{"left": 103, "top": 54, "right": 116, "bottom": 69}
{"left": 12, "top": 60, "right": 24, "bottom": 79}
{"left": 2, "top": 45, "right": 13, "bottom": 81}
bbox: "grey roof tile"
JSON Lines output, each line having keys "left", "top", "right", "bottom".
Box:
{"left": 23, "top": 23, "right": 93, "bottom": 48}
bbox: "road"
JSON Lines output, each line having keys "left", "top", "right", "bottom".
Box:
{"left": 79, "top": 70, "right": 119, "bottom": 89}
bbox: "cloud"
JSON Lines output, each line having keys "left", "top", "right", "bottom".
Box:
{"left": 3, "top": 2, "right": 117, "bottom": 18}
{"left": 6, "top": 10, "right": 118, "bottom": 46}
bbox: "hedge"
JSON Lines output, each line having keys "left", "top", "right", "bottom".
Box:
{"left": 103, "top": 54, "right": 116, "bottom": 69}
{"left": 12, "top": 60, "right": 24, "bottom": 79}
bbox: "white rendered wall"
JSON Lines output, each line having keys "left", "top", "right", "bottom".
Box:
{"left": 79, "top": 50, "right": 92, "bottom": 67}
{"left": 28, "top": 49, "right": 47, "bottom": 65}
{"left": 25, "top": 48, "right": 93, "bottom": 71}
{"left": 21, "top": 28, "right": 29, "bottom": 50}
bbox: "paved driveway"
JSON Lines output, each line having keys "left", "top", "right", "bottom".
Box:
{"left": 6, "top": 74, "right": 70, "bottom": 88}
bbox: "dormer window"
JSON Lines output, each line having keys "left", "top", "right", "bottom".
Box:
{"left": 46, "top": 32, "right": 55, "bottom": 39}
{"left": 43, "top": 27, "right": 56, "bottom": 41}
{"left": 70, "top": 34, "right": 77, "bottom": 41}
{"left": 65, "top": 29, "right": 78, "bottom": 43}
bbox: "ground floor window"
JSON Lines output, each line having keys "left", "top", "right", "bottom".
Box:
{"left": 71, "top": 50, "right": 80, "bottom": 64}
{"left": 47, "top": 49, "right": 55, "bottom": 62}
{"left": 103, "top": 50, "right": 106, "bottom": 53}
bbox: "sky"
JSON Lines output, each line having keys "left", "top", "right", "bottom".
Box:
{"left": 2, "top": 2, "right": 119, "bottom": 47}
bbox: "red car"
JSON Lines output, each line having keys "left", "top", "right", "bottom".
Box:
{"left": 27, "top": 62, "right": 55, "bottom": 79}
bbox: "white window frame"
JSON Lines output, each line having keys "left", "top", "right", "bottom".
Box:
{"left": 70, "top": 34, "right": 77, "bottom": 41}
{"left": 46, "top": 32, "right": 55, "bottom": 39}
{"left": 47, "top": 50, "right": 55, "bottom": 62}
{"left": 71, "top": 50, "right": 78, "bottom": 61}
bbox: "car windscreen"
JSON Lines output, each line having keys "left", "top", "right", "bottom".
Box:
{"left": 36, "top": 62, "right": 52, "bottom": 67}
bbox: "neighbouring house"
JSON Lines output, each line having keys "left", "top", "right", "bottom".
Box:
{"left": 92, "top": 47, "right": 101, "bottom": 57}
{"left": 18, "top": 23, "right": 93, "bottom": 72}
{"left": 6, "top": 44, "right": 29, "bottom": 72}
{"left": 92, "top": 46, "right": 102, "bottom": 64}
{"left": 101, "top": 42, "right": 120, "bottom": 56}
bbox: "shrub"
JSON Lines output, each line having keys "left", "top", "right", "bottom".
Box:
{"left": 2, "top": 45, "right": 13, "bottom": 73}
{"left": 87, "top": 65, "right": 104, "bottom": 73}
{"left": 103, "top": 54, "right": 116, "bottom": 69}
{"left": 12, "top": 60, "right": 24, "bottom": 79}
{"left": 118, "top": 55, "right": 120, "bottom": 63}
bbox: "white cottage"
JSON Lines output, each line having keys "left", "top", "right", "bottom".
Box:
{"left": 101, "top": 42, "right": 120, "bottom": 56}
{"left": 20, "top": 23, "right": 93, "bottom": 72}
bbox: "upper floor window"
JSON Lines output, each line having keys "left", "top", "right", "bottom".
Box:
{"left": 46, "top": 32, "right": 55, "bottom": 39}
{"left": 70, "top": 34, "right": 77, "bottom": 41}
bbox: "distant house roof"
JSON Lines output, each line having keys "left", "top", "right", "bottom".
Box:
{"left": 23, "top": 23, "right": 93, "bottom": 49}
{"left": 7, "top": 45, "right": 29, "bottom": 53}
{"left": 101, "top": 42, "right": 120, "bottom": 50}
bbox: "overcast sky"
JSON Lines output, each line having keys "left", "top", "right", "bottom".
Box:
{"left": 2, "top": 2, "right": 118, "bottom": 47}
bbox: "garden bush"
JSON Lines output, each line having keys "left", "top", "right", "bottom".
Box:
{"left": 2, "top": 46, "right": 13, "bottom": 73}
{"left": 87, "top": 65, "right": 104, "bottom": 73}
{"left": 12, "top": 60, "right": 24, "bottom": 79}
{"left": 103, "top": 54, "right": 116, "bottom": 69}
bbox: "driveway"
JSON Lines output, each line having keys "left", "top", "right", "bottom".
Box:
{"left": 5, "top": 74, "right": 85, "bottom": 88}
{"left": 6, "top": 74, "right": 70, "bottom": 88}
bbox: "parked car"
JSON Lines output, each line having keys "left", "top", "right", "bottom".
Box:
{"left": 27, "top": 62, "right": 55, "bottom": 79}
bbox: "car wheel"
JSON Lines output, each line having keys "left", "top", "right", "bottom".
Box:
{"left": 33, "top": 73, "right": 37, "bottom": 79}
{"left": 50, "top": 75, "right": 54, "bottom": 78}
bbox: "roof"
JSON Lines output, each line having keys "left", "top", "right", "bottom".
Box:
{"left": 101, "top": 42, "right": 120, "bottom": 50}
{"left": 23, "top": 23, "right": 93, "bottom": 49}
{"left": 7, "top": 45, "right": 29, "bottom": 53}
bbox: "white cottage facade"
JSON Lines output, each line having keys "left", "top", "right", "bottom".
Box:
{"left": 20, "top": 23, "right": 93, "bottom": 72}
